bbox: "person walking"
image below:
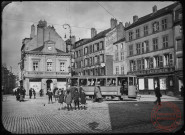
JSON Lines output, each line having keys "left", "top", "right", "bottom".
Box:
{"left": 154, "top": 84, "right": 162, "bottom": 105}
{"left": 39, "top": 89, "right": 43, "bottom": 97}
{"left": 19, "top": 87, "right": 24, "bottom": 102}
{"left": 93, "top": 83, "right": 103, "bottom": 102}
{"left": 58, "top": 89, "right": 65, "bottom": 110}
{"left": 73, "top": 88, "right": 80, "bottom": 110}
{"left": 47, "top": 88, "right": 53, "bottom": 104}
{"left": 33, "top": 89, "right": 36, "bottom": 99}
{"left": 29, "top": 88, "right": 32, "bottom": 99}
{"left": 16, "top": 87, "right": 20, "bottom": 101}
{"left": 80, "top": 87, "right": 87, "bottom": 110}
{"left": 65, "top": 89, "right": 73, "bottom": 111}
{"left": 23, "top": 87, "right": 26, "bottom": 99}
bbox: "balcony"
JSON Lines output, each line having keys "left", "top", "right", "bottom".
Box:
{"left": 127, "top": 67, "right": 175, "bottom": 75}
{"left": 24, "top": 71, "right": 70, "bottom": 78}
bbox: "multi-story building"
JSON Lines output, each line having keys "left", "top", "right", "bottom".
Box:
{"left": 173, "top": 3, "right": 183, "bottom": 94}
{"left": 82, "top": 28, "right": 111, "bottom": 76}
{"left": 20, "top": 20, "right": 70, "bottom": 95}
{"left": 125, "top": 2, "right": 180, "bottom": 95}
{"left": 113, "top": 38, "right": 128, "bottom": 75}
{"left": 73, "top": 38, "right": 90, "bottom": 76}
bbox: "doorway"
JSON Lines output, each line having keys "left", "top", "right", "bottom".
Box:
{"left": 46, "top": 80, "right": 53, "bottom": 90}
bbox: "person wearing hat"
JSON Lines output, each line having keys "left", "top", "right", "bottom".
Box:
{"left": 93, "top": 82, "right": 103, "bottom": 102}
{"left": 80, "top": 86, "right": 87, "bottom": 110}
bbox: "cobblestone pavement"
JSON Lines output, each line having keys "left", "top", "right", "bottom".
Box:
{"left": 2, "top": 95, "right": 184, "bottom": 134}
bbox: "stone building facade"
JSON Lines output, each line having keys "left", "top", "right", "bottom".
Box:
{"left": 20, "top": 20, "right": 70, "bottom": 95}
{"left": 125, "top": 2, "right": 180, "bottom": 95}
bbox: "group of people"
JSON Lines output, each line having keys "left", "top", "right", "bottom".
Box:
{"left": 46, "top": 86, "right": 87, "bottom": 111}
{"left": 15, "top": 86, "right": 26, "bottom": 102}
{"left": 29, "top": 88, "right": 36, "bottom": 99}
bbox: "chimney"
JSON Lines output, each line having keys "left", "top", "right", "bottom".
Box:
{"left": 30, "top": 24, "right": 35, "bottom": 38}
{"left": 125, "top": 22, "right": 129, "bottom": 28}
{"left": 110, "top": 18, "right": 117, "bottom": 29}
{"left": 153, "top": 5, "right": 157, "bottom": 13}
{"left": 91, "top": 28, "right": 97, "bottom": 38}
{"left": 133, "top": 15, "right": 138, "bottom": 23}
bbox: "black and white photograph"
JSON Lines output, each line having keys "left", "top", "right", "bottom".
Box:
{"left": 1, "top": 1, "right": 184, "bottom": 134}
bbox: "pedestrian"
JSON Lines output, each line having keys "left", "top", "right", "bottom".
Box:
{"left": 54, "top": 88, "right": 59, "bottom": 101}
{"left": 73, "top": 88, "right": 80, "bottom": 110}
{"left": 93, "top": 83, "right": 103, "bottom": 102}
{"left": 29, "top": 88, "right": 32, "bottom": 99}
{"left": 58, "top": 88, "right": 65, "bottom": 110}
{"left": 154, "top": 84, "right": 162, "bottom": 105}
{"left": 23, "top": 87, "right": 26, "bottom": 99}
{"left": 39, "top": 89, "right": 43, "bottom": 97}
{"left": 65, "top": 89, "right": 73, "bottom": 111}
{"left": 47, "top": 88, "right": 53, "bottom": 104}
{"left": 181, "top": 86, "right": 184, "bottom": 97}
{"left": 19, "top": 87, "right": 24, "bottom": 102}
{"left": 33, "top": 89, "right": 36, "bottom": 99}
{"left": 80, "top": 86, "right": 87, "bottom": 110}
{"left": 16, "top": 87, "right": 20, "bottom": 101}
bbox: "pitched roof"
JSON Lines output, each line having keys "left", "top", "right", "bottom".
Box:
{"left": 82, "top": 28, "right": 111, "bottom": 45}
{"left": 113, "top": 38, "right": 125, "bottom": 45}
{"left": 125, "top": 2, "right": 179, "bottom": 30}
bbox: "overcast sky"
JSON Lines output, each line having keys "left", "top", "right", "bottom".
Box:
{"left": 2, "top": 1, "right": 174, "bottom": 75}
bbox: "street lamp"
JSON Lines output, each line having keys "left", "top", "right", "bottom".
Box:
{"left": 63, "top": 23, "right": 73, "bottom": 76}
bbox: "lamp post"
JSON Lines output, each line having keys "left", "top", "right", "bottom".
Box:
{"left": 63, "top": 23, "right": 73, "bottom": 76}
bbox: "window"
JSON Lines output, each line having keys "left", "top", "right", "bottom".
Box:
{"left": 120, "top": 52, "right": 124, "bottom": 60}
{"left": 33, "top": 61, "right": 39, "bottom": 71}
{"left": 144, "top": 25, "right": 148, "bottom": 36}
{"left": 163, "top": 35, "right": 168, "bottom": 48}
{"left": 47, "top": 62, "right": 52, "bottom": 71}
{"left": 159, "top": 56, "right": 163, "bottom": 68}
{"left": 136, "top": 43, "right": 141, "bottom": 55}
{"left": 90, "top": 45, "right": 92, "bottom": 54}
{"left": 130, "top": 60, "right": 136, "bottom": 71}
{"left": 141, "top": 59, "right": 145, "bottom": 70}
{"left": 94, "top": 44, "right": 97, "bottom": 52}
{"left": 153, "top": 38, "right": 158, "bottom": 51}
{"left": 136, "top": 29, "right": 140, "bottom": 38}
{"left": 129, "top": 31, "right": 133, "bottom": 41}
{"left": 137, "top": 59, "right": 142, "bottom": 70}
{"left": 152, "top": 21, "right": 159, "bottom": 33}
{"left": 89, "top": 57, "right": 92, "bottom": 66}
{"left": 100, "top": 54, "right": 104, "bottom": 63}
{"left": 141, "top": 43, "right": 144, "bottom": 54}
{"left": 162, "top": 18, "right": 167, "bottom": 30}
{"left": 144, "top": 58, "right": 150, "bottom": 69}
{"left": 81, "top": 60, "right": 83, "bottom": 68}
{"left": 115, "top": 52, "right": 119, "bottom": 61}
{"left": 116, "top": 66, "right": 119, "bottom": 74}
{"left": 149, "top": 57, "right": 153, "bottom": 69}
{"left": 154, "top": 56, "right": 160, "bottom": 68}
{"left": 177, "top": 57, "right": 183, "bottom": 69}
{"left": 129, "top": 44, "right": 133, "bottom": 56}
{"left": 121, "top": 66, "right": 124, "bottom": 74}
{"left": 116, "top": 45, "right": 118, "bottom": 50}
{"left": 97, "top": 43, "right": 99, "bottom": 51}
{"left": 121, "top": 43, "right": 123, "bottom": 49}
{"left": 176, "top": 39, "right": 182, "bottom": 51}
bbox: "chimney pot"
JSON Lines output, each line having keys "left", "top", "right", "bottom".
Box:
{"left": 153, "top": 5, "right": 157, "bottom": 13}
{"left": 133, "top": 15, "right": 138, "bottom": 23}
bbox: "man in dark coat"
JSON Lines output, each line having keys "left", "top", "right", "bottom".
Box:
{"left": 154, "top": 85, "right": 161, "bottom": 105}
{"left": 80, "top": 87, "right": 86, "bottom": 110}
{"left": 29, "top": 88, "right": 32, "bottom": 99}
{"left": 73, "top": 88, "right": 80, "bottom": 110}
{"left": 16, "top": 87, "right": 20, "bottom": 101}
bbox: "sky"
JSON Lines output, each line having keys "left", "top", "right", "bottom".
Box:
{"left": 2, "top": 1, "right": 175, "bottom": 75}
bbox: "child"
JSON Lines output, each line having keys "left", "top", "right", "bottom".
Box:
{"left": 58, "top": 89, "right": 65, "bottom": 110}
{"left": 80, "top": 87, "right": 87, "bottom": 110}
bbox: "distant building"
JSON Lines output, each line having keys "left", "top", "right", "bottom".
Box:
{"left": 113, "top": 38, "right": 128, "bottom": 75}
{"left": 125, "top": 2, "right": 181, "bottom": 95}
{"left": 173, "top": 3, "right": 183, "bottom": 94}
{"left": 20, "top": 20, "right": 70, "bottom": 95}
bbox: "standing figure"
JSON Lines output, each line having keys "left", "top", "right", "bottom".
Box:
{"left": 39, "top": 89, "right": 43, "bottom": 97}
{"left": 16, "top": 87, "right": 20, "bottom": 101}
{"left": 32, "top": 89, "right": 36, "bottom": 99}
{"left": 29, "top": 88, "right": 32, "bottom": 99}
{"left": 65, "top": 89, "right": 72, "bottom": 111}
{"left": 58, "top": 89, "right": 65, "bottom": 110}
{"left": 23, "top": 87, "right": 26, "bottom": 99}
{"left": 73, "top": 88, "right": 80, "bottom": 110}
{"left": 19, "top": 87, "right": 24, "bottom": 102}
{"left": 154, "top": 84, "right": 161, "bottom": 105}
{"left": 47, "top": 88, "right": 53, "bottom": 104}
{"left": 93, "top": 83, "right": 103, "bottom": 102}
{"left": 80, "top": 87, "right": 87, "bottom": 110}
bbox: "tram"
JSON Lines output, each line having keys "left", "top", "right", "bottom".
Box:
{"left": 66, "top": 75, "right": 137, "bottom": 100}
